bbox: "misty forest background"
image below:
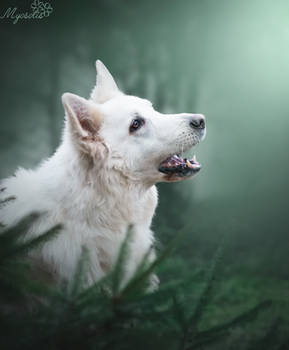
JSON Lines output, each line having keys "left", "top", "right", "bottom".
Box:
{"left": 0, "top": 0, "right": 289, "bottom": 349}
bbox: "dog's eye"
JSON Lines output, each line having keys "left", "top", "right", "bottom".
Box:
{"left": 129, "top": 118, "right": 144, "bottom": 133}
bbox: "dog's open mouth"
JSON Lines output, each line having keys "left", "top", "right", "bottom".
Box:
{"left": 158, "top": 154, "right": 201, "bottom": 178}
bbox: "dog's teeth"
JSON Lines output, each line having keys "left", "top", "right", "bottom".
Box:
{"left": 186, "top": 159, "right": 193, "bottom": 168}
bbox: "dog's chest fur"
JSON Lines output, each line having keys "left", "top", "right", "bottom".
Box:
{"left": 0, "top": 142, "right": 158, "bottom": 284}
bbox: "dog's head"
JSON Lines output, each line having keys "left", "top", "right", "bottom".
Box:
{"left": 62, "top": 60, "right": 206, "bottom": 185}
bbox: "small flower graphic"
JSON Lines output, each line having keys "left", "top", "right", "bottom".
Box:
{"left": 31, "top": 0, "right": 44, "bottom": 12}
{"left": 31, "top": 0, "right": 53, "bottom": 17}
{"left": 40, "top": 3, "right": 53, "bottom": 17}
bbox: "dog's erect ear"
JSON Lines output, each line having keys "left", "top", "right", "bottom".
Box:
{"left": 62, "top": 92, "right": 102, "bottom": 138}
{"left": 90, "top": 60, "right": 122, "bottom": 103}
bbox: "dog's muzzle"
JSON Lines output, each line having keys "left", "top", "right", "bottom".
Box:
{"left": 158, "top": 114, "right": 205, "bottom": 180}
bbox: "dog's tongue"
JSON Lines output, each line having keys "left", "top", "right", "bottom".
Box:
{"left": 159, "top": 154, "right": 201, "bottom": 176}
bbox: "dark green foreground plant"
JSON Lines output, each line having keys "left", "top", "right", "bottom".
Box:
{"left": 0, "top": 215, "right": 287, "bottom": 350}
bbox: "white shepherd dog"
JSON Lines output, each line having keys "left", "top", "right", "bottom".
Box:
{"left": 0, "top": 61, "right": 206, "bottom": 288}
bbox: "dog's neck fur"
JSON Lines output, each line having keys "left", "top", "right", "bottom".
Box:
{"left": 39, "top": 133, "right": 155, "bottom": 230}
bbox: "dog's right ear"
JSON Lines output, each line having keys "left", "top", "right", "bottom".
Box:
{"left": 62, "top": 93, "right": 106, "bottom": 158}
{"left": 90, "top": 60, "right": 122, "bottom": 103}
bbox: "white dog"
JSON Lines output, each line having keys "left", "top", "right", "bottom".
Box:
{"left": 0, "top": 61, "right": 206, "bottom": 287}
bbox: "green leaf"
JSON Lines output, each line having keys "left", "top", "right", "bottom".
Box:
{"left": 110, "top": 225, "right": 134, "bottom": 296}
{"left": 188, "top": 235, "right": 225, "bottom": 334}
{"left": 68, "top": 245, "right": 90, "bottom": 298}
{"left": 120, "top": 229, "right": 186, "bottom": 299}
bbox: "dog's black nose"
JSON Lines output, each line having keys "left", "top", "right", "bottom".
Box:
{"left": 190, "top": 114, "right": 205, "bottom": 130}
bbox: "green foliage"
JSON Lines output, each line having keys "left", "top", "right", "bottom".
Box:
{"left": 0, "top": 213, "right": 61, "bottom": 302}
{"left": 0, "top": 215, "right": 286, "bottom": 350}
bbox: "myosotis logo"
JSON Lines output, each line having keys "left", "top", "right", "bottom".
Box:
{"left": 0, "top": 0, "right": 53, "bottom": 24}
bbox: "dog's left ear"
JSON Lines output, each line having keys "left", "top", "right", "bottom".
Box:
{"left": 62, "top": 93, "right": 107, "bottom": 158}
{"left": 62, "top": 92, "right": 102, "bottom": 137}
{"left": 62, "top": 92, "right": 108, "bottom": 160}
{"left": 90, "top": 60, "right": 122, "bottom": 103}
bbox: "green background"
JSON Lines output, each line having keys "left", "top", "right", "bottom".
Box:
{"left": 0, "top": 0, "right": 289, "bottom": 345}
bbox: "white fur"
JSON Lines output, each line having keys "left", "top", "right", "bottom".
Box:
{"left": 0, "top": 60, "right": 205, "bottom": 287}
